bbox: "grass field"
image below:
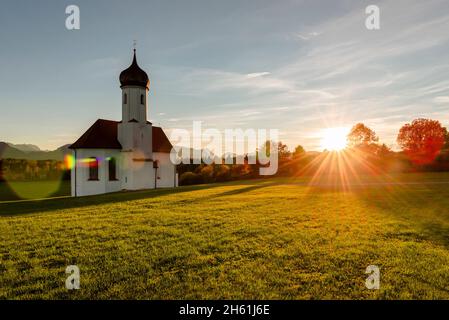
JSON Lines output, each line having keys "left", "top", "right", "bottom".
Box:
{"left": 0, "top": 173, "right": 448, "bottom": 299}
{"left": 0, "top": 181, "right": 70, "bottom": 201}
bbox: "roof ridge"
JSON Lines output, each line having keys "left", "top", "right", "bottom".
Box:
{"left": 69, "top": 120, "right": 172, "bottom": 153}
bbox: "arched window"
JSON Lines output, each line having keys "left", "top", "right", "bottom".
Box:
{"left": 108, "top": 157, "right": 117, "bottom": 181}
{"left": 140, "top": 94, "right": 144, "bottom": 105}
{"left": 123, "top": 93, "right": 127, "bottom": 104}
{"left": 88, "top": 157, "right": 99, "bottom": 181}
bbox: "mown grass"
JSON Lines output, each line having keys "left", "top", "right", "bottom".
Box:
{"left": 0, "top": 181, "right": 70, "bottom": 201}
{"left": 0, "top": 173, "right": 448, "bottom": 299}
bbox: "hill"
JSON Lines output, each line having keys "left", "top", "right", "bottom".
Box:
{"left": 0, "top": 142, "right": 27, "bottom": 159}
{"left": 6, "top": 143, "right": 41, "bottom": 152}
{"left": 0, "top": 174, "right": 448, "bottom": 299}
{"left": 0, "top": 142, "right": 70, "bottom": 161}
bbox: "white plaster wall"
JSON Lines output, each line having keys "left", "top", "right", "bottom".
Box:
{"left": 131, "top": 161, "right": 155, "bottom": 190}
{"left": 121, "top": 86, "right": 148, "bottom": 123}
{"left": 72, "top": 149, "right": 177, "bottom": 196}
{"left": 118, "top": 122, "right": 152, "bottom": 158}
{"left": 133, "top": 123, "right": 153, "bottom": 158}
{"left": 153, "top": 152, "right": 177, "bottom": 188}
{"left": 71, "top": 153, "right": 76, "bottom": 197}
{"left": 119, "top": 151, "right": 155, "bottom": 191}
{"left": 72, "top": 149, "right": 122, "bottom": 197}
{"left": 119, "top": 151, "right": 133, "bottom": 190}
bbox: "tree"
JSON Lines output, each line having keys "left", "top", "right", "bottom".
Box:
{"left": 215, "top": 164, "right": 231, "bottom": 182}
{"left": 376, "top": 143, "right": 392, "bottom": 157}
{"left": 347, "top": 123, "right": 379, "bottom": 147}
{"left": 258, "top": 140, "right": 290, "bottom": 160}
{"left": 397, "top": 118, "right": 446, "bottom": 165}
{"left": 277, "top": 141, "right": 290, "bottom": 160}
{"left": 292, "top": 145, "right": 306, "bottom": 158}
{"left": 200, "top": 165, "right": 214, "bottom": 183}
{"left": 443, "top": 127, "right": 449, "bottom": 151}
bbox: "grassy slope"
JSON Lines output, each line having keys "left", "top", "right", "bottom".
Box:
{"left": 0, "top": 173, "right": 448, "bottom": 299}
{"left": 0, "top": 181, "right": 70, "bottom": 201}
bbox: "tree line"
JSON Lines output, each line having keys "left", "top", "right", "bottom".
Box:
{"left": 1, "top": 118, "right": 448, "bottom": 185}
{"left": 178, "top": 118, "right": 449, "bottom": 185}
{"left": 0, "top": 159, "right": 69, "bottom": 182}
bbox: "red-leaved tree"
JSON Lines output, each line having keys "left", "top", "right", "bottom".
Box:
{"left": 397, "top": 118, "right": 446, "bottom": 165}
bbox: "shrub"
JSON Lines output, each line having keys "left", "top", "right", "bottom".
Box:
{"left": 179, "top": 172, "right": 202, "bottom": 186}
{"left": 200, "top": 165, "right": 214, "bottom": 183}
{"left": 215, "top": 165, "right": 231, "bottom": 182}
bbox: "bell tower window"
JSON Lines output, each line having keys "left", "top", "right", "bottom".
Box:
{"left": 140, "top": 94, "right": 145, "bottom": 105}
{"left": 123, "top": 93, "right": 127, "bottom": 104}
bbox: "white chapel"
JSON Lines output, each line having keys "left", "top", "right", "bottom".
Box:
{"left": 69, "top": 50, "right": 177, "bottom": 197}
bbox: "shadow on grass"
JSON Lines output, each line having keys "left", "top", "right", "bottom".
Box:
{"left": 0, "top": 179, "right": 282, "bottom": 217}
{"left": 354, "top": 184, "right": 449, "bottom": 250}
{"left": 414, "top": 273, "right": 449, "bottom": 294}
{"left": 210, "top": 181, "right": 278, "bottom": 198}
{"left": 0, "top": 183, "right": 230, "bottom": 217}
{"left": 417, "top": 221, "right": 449, "bottom": 250}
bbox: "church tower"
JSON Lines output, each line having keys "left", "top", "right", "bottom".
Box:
{"left": 117, "top": 49, "right": 154, "bottom": 190}
{"left": 119, "top": 49, "right": 150, "bottom": 123}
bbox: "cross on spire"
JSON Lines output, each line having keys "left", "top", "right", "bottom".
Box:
{"left": 133, "top": 40, "right": 137, "bottom": 52}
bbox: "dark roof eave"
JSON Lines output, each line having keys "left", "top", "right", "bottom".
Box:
{"left": 69, "top": 120, "right": 172, "bottom": 153}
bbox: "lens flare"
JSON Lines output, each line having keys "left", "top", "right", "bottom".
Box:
{"left": 6, "top": 180, "right": 63, "bottom": 200}
{"left": 79, "top": 158, "right": 98, "bottom": 167}
{"left": 64, "top": 154, "right": 75, "bottom": 170}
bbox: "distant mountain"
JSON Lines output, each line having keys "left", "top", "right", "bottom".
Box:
{"left": 6, "top": 143, "right": 41, "bottom": 153}
{"left": 0, "top": 142, "right": 70, "bottom": 161}
{"left": 0, "top": 142, "right": 27, "bottom": 159}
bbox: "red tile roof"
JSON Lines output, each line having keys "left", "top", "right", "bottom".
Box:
{"left": 152, "top": 126, "right": 173, "bottom": 153}
{"left": 70, "top": 119, "right": 121, "bottom": 149}
{"left": 69, "top": 119, "right": 172, "bottom": 153}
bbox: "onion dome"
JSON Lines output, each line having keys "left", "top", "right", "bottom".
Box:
{"left": 119, "top": 49, "right": 149, "bottom": 89}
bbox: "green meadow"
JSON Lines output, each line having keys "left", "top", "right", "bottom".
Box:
{"left": 0, "top": 173, "right": 448, "bottom": 299}
{"left": 0, "top": 181, "right": 70, "bottom": 202}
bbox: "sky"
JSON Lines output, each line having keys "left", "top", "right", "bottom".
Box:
{"left": 0, "top": 0, "right": 449, "bottom": 151}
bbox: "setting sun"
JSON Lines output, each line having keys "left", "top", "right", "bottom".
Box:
{"left": 320, "top": 127, "right": 350, "bottom": 151}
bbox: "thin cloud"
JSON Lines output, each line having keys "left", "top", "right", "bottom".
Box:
{"left": 433, "top": 96, "right": 449, "bottom": 104}
{"left": 246, "top": 72, "right": 271, "bottom": 78}
{"left": 297, "top": 31, "right": 321, "bottom": 41}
